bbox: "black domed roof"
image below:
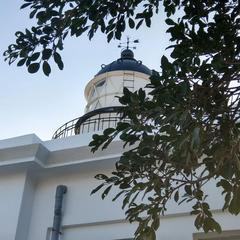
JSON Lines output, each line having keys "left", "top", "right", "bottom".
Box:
{"left": 96, "top": 49, "right": 152, "bottom": 76}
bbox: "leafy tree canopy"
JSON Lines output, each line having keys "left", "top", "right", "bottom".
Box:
{"left": 4, "top": 0, "right": 240, "bottom": 239}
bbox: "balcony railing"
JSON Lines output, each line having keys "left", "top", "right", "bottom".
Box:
{"left": 52, "top": 107, "right": 125, "bottom": 139}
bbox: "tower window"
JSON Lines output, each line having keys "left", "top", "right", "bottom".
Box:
{"left": 96, "top": 79, "right": 106, "bottom": 88}
{"left": 89, "top": 79, "right": 106, "bottom": 99}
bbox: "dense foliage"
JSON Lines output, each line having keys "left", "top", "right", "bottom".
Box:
{"left": 4, "top": 1, "right": 240, "bottom": 239}
{"left": 4, "top": 0, "right": 161, "bottom": 76}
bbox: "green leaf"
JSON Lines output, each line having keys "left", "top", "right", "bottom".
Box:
{"left": 122, "top": 194, "right": 130, "bottom": 209}
{"left": 112, "top": 190, "right": 125, "bottom": 201}
{"left": 145, "top": 17, "right": 151, "bottom": 27}
{"left": 161, "top": 55, "right": 171, "bottom": 69}
{"left": 203, "top": 217, "right": 221, "bottom": 233}
{"left": 101, "top": 185, "right": 112, "bottom": 199}
{"left": 194, "top": 214, "right": 203, "bottom": 229}
{"left": 138, "top": 88, "right": 146, "bottom": 101}
{"left": 165, "top": 18, "right": 175, "bottom": 25}
{"left": 191, "top": 210, "right": 200, "bottom": 215}
{"left": 54, "top": 52, "right": 64, "bottom": 70}
{"left": 103, "top": 128, "right": 115, "bottom": 136}
{"left": 42, "top": 49, "right": 52, "bottom": 60}
{"left": 107, "top": 31, "right": 114, "bottom": 42}
{"left": 128, "top": 18, "right": 135, "bottom": 29}
{"left": 20, "top": 2, "right": 31, "bottom": 9}
{"left": 223, "top": 192, "right": 231, "bottom": 210}
{"left": 144, "top": 226, "right": 156, "bottom": 240}
{"left": 202, "top": 202, "right": 211, "bottom": 217}
{"left": 116, "top": 122, "right": 130, "bottom": 131}
{"left": 174, "top": 191, "right": 179, "bottom": 202}
{"left": 28, "top": 63, "right": 40, "bottom": 73}
{"left": 229, "top": 186, "right": 240, "bottom": 215}
{"left": 152, "top": 216, "right": 160, "bottom": 230}
{"left": 136, "top": 19, "right": 143, "bottom": 29}
{"left": 194, "top": 189, "right": 203, "bottom": 201}
{"left": 184, "top": 185, "right": 192, "bottom": 195}
{"left": 29, "top": 52, "right": 40, "bottom": 61}
{"left": 213, "top": 220, "right": 222, "bottom": 233}
{"left": 17, "top": 58, "right": 26, "bottom": 67}
{"left": 30, "top": 9, "right": 37, "bottom": 19}
{"left": 216, "top": 179, "right": 232, "bottom": 192}
{"left": 43, "top": 26, "right": 53, "bottom": 34}
{"left": 91, "top": 183, "right": 104, "bottom": 195}
{"left": 95, "top": 174, "right": 108, "bottom": 180}
{"left": 42, "top": 61, "right": 51, "bottom": 76}
{"left": 119, "top": 182, "right": 131, "bottom": 189}
{"left": 115, "top": 30, "right": 121, "bottom": 40}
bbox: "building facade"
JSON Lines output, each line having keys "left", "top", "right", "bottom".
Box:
{"left": 0, "top": 49, "right": 239, "bottom": 240}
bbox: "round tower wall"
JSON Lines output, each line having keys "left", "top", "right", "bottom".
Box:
{"left": 84, "top": 71, "right": 151, "bottom": 113}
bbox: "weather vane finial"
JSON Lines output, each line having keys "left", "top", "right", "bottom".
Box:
{"left": 118, "top": 36, "right": 139, "bottom": 50}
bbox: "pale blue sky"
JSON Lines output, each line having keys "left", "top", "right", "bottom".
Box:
{"left": 0, "top": 1, "right": 170, "bottom": 140}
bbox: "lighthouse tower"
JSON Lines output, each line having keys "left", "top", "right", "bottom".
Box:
{"left": 52, "top": 48, "right": 151, "bottom": 139}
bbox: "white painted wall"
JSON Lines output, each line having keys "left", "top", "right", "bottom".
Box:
{"left": 27, "top": 166, "right": 126, "bottom": 240}
{"left": 0, "top": 170, "right": 27, "bottom": 240}
{"left": 85, "top": 71, "right": 150, "bottom": 112}
{"left": 0, "top": 134, "right": 240, "bottom": 240}
{"left": 58, "top": 212, "right": 240, "bottom": 240}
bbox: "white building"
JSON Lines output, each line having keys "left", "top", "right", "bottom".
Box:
{"left": 0, "top": 49, "right": 239, "bottom": 240}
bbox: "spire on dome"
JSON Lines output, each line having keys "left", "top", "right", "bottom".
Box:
{"left": 118, "top": 37, "right": 139, "bottom": 59}
{"left": 118, "top": 36, "right": 139, "bottom": 50}
{"left": 121, "top": 49, "right": 134, "bottom": 59}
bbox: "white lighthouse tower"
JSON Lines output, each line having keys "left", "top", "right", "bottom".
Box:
{"left": 52, "top": 47, "right": 151, "bottom": 138}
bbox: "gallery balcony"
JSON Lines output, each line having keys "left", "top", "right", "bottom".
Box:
{"left": 52, "top": 106, "right": 125, "bottom": 139}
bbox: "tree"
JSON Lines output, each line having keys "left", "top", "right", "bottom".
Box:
{"left": 4, "top": 1, "right": 240, "bottom": 239}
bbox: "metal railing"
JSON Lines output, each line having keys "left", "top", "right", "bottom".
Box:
{"left": 52, "top": 107, "right": 126, "bottom": 139}
{"left": 52, "top": 117, "right": 80, "bottom": 139}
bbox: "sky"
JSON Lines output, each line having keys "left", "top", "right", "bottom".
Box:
{"left": 0, "top": 1, "right": 170, "bottom": 141}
